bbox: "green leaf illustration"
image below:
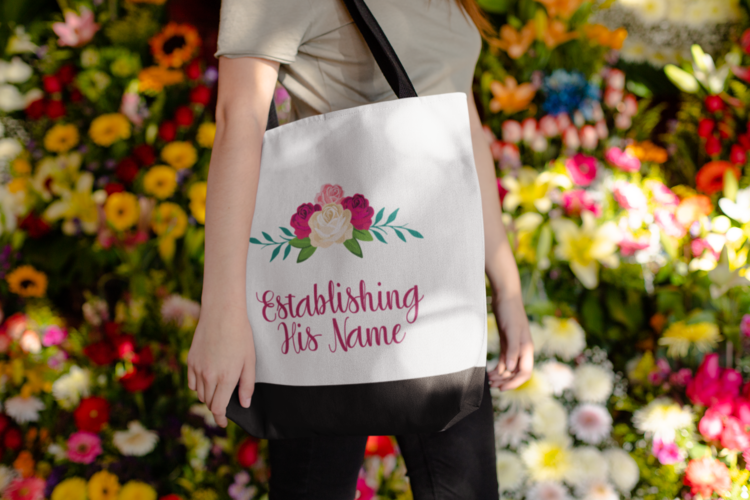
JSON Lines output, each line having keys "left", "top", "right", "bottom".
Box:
{"left": 289, "top": 237, "right": 311, "bottom": 248}
{"left": 353, "top": 229, "right": 373, "bottom": 242}
{"left": 297, "top": 246, "right": 317, "bottom": 263}
{"left": 372, "top": 230, "right": 387, "bottom": 244}
{"left": 344, "top": 238, "right": 363, "bottom": 258}
{"left": 406, "top": 228, "right": 423, "bottom": 238}
{"left": 393, "top": 228, "right": 407, "bottom": 242}
{"left": 270, "top": 245, "right": 282, "bottom": 262}
{"left": 283, "top": 244, "right": 292, "bottom": 260}
{"left": 373, "top": 207, "right": 385, "bottom": 225}
{"left": 280, "top": 227, "right": 294, "bottom": 237}
{"left": 262, "top": 232, "right": 274, "bottom": 242}
{"left": 385, "top": 208, "right": 399, "bottom": 225}
{"left": 249, "top": 237, "right": 262, "bottom": 244}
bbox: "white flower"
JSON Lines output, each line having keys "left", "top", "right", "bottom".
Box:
{"left": 621, "top": 0, "right": 667, "bottom": 22}
{"left": 569, "top": 404, "right": 612, "bottom": 444}
{"left": 495, "top": 410, "right": 531, "bottom": 449}
{"left": 603, "top": 448, "right": 639, "bottom": 493}
{"left": 530, "top": 321, "right": 548, "bottom": 349}
{"left": 0, "top": 58, "right": 33, "bottom": 84}
{"left": 577, "top": 479, "right": 619, "bottom": 500}
{"left": 0, "top": 465, "right": 18, "bottom": 493}
{"left": 526, "top": 481, "right": 571, "bottom": 500}
{"left": 497, "top": 369, "right": 552, "bottom": 411}
{"left": 521, "top": 436, "right": 574, "bottom": 483}
{"left": 189, "top": 403, "right": 217, "bottom": 427}
{"left": 4, "top": 395, "right": 44, "bottom": 423}
{"left": 113, "top": 420, "right": 159, "bottom": 456}
{"left": 161, "top": 294, "right": 201, "bottom": 329}
{"left": 51, "top": 365, "right": 91, "bottom": 410}
{"left": 308, "top": 203, "right": 354, "bottom": 248}
{"left": 0, "top": 85, "right": 25, "bottom": 112}
{"left": 540, "top": 317, "right": 586, "bottom": 361}
{"left": 6, "top": 27, "right": 37, "bottom": 55}
{"left": 532, "top": 398, "right": 568, "bottom": 438}
{"left": 620, "top": 39, "right": 649, "bottom": 64}
{"left": 180, "top": 424, "right": 211, "bottom": 471}
{"left": 46, "top": 443, "right": 68, "bottom": 462}
{"left": 19, "top": 330, "right": 41, "bottom": 354}
{"left": 0, "top": 138, "right": 22, "bottom": 161}
{"left": 719, "top": 188, "right": 750, "bottom": 224}
{"left": 496, "top": 451, "right": 526, "bottom": 492}
{"left": 632, "top": 397, "right": 692, "bottom": 442}
{"left": 539, "top": 361, "right": 574, "bottom": 396}
{"left": 573, "top": 364, "right": 613, "bottom": 404}
{"left": 568, "top": 447, "right": 609, "bottom": 488}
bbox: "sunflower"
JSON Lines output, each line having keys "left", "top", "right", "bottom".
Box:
{"left": 151, "top": 202, "right": 188, "bottom": 238}
{"left": 196, "top": 122, "right": 216, "bottom": 148}
{"left": 6, "top": 265, "right": 48, "bottom": 298}
{"left": 149, "top": 23, "right": 201, "bottom": 68}
{"left": 138, "top": 66, "right": 184, "bottom": 93}
{"left": 188, "top": 181, "right": 207, "bottom": 224}
{"left": 89, "top": 114, "right": 132, "bottom": 147}
{"left": 143, "top": 165, "right": 177, "bottom": 199}
{"left": 87, "top": 470, "right": 120, "bottom": 500}
{"left": 696, "top": 161, "right": 741, "bottom": 195}
{"left": 161, "top": 141, "right": 197, "bottom": 170}
{"left": 104, "top": 192, "right": 140, "bottom": 231}
{"left": 44, "top": 124, "right": 80, "bottom": 153}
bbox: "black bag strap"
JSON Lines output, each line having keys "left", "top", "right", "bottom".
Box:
{"left": 265, "top": 0, "right": 418, "bottom": 131}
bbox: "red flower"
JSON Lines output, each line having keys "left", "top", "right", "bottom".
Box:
{"left": 684, "top": 457, "right": 731, "bottom": 498}
{"left": 0, "top": 414, "right": 10, "bottom": 436}
{"left": 696, "top": 161, "right": 741, "bottom": 195}
{"left": 46, "top": 100, "right": 66, "bottom": 119}
{"left": 730, "top": 144, "right": 747, "bottom": 165}
{"left": 237, "top": 437, "right": 259, "bottom": 467}
{"left": 56, "top": 64, "right": 76, "bottom": 86}
{"left": 186, "top": 59, "right": 202, "bottom": 80}
{"left": 734, "top": 398, "right": 750, "bottom": 425}
{"left": 115, "top": 157, "right": 139, "bottom": 184}
{"left": 189, "top": 85, "right": 211, "bottom": 106}
{"left": 25, "top": 99, "right": 45, "bottom": 120}
{"left": 364, "top": 435, "right": 395, "bottom": 457}
{"left": 159, "top": 121, "right": 177, "bottom": 142}
{"left": 160, "top": 495, "right": 184, "bottom": 500}
{"left": 18, "top": 212, "right": 51, "bottom": 238}
{"left": 119, "top": 366, "right": 155, "bottom": 392}
{"left": 70, "top": 88, "right": 83, "bottom": 102}
{"left": 74, "top": 396, "right": 110, "bottom": 433}
{"left": 112, "top": 334, "right": 137, "bottom": 361}
{"left": 43, "top": 75, "right": 62, "bottom": 94}
{"left": 720, "top": 416, "right": 750, "bottom": 450}
{"left": 705, "top": 95, "right": 726, "bottom": 113}
{"left": 697, "top": 118, "right": 715, "bottom": 138}
{"left": 104, "top": 182, "right": 125, "bottom": 195}
{"left": 739, "top": 132, "right": 750, "bottom": 151}
{"left": 103, "top": 321, "right": 120, "bottom": 337}
{"left": 290, "top": 203, "right": 322, "bottom": 239}
{"left": 742, "top": 28, "right": 750, "bottom": 55}
{"left": 704, "top": 135, "right": 722, "bottom": 156}
{"left": 174, "top": 106, "right": 194, "bottom": 127}
{"left": 133, "top": 144, "right": 156, "bottom": 166}
{"left": 83, "top": 341, "right": 117, "bottom": 365}
{"left": 4, "top": 427, "right": 22, "bottom": 450}
{"left": 341, "top": 194, "right": 374, "bottom": 230}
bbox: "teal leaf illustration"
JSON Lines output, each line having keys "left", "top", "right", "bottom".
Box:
{"left": 406, "top": 228, "right": 423, "bottom": 238}
{"left": 283, "top": 244, "right": 292, "bottom": 260}
{"left": 353, "top": 229, "right": 373, "bottom": 242}
{"left": 393, "top": 228, "right": 407, "bottom": 242}
{"left": 262, "top": 232, "right": 274, "bottom": 242}
{"left": 270, "top": 245, "right": 282, "bottom": 262}
{"left": 280, "top": 227, "right": 294, "bottom": 237}
{"left": 373, "top": 207, "right": 385, "bottom": 225}
{"left": 344, "top": 238, "right": 363, "bottom": 258}
{"left": 372, "top": 230, "right": 387, "bottom": 244}
{"left": 249, "top": 237, "right": 262, "bottom": 244}
{"left": 297, "top": 246, "right": 317, "bottom": 263}
{"left": 289, "top": 237, "right": 311, "bottom": 248}
{"left": 385, "top": 208, "right": 399, "bottom": 225}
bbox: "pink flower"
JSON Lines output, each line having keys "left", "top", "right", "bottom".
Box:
{"left": 539, "top": 115, "right": 559, "bottom": 137}
{"left": 669, "top": 368, "right": 692, "bottom": 387}
{"left": 580, "top": 125, "right": 598, "bottom": 150}
{"left": 52, "top": 7, "right": 100, "bottom": 48}
{"left": 605, "top": 147, "right": 641, "bottom": 172}
{"left": 698, "top": 408, "right": 724, "bottom": 440}
{"left": 563, "top": 127, "right": 580, "bottom": 150}
{"left": 502, "top": 120, "right": 522, "bottom": 144}
{"left": 4, "top": 477, "right": 46, "bottom": 500}
{"left": 615, "top": 113, "right": 632, "bottom": 130}
{"left": 612, "top": 181, "right": 647, "bottom": 210}
{"left": 720, "top": 416, "right": 750, "bottom": 451}
{"left": 314, "top": 184, "right": 345, "bottom": 205}
{"left": 561, "top": 190, "right": 601, "bottom": 217}
{"left": 652, "top": 438, "right": 681, "bottom": 465}
{"left": 606, "top": 69, "right": 626, "bottom": 91}
{"left": 687, "top": 353, "right": 742, "bottom": 408}
{"left": 741, "top": 315, "right": 750, "bottom": 338}
{"left": 522, "top": 118, "right": 538, "bottom": 144}
{"left": 654, "top": 209, "right": 686, "bottom": 239}
{"left": 120, "top": 92, "right": 143, "bottom": 126}
{"left": 595, "top": 119, "right": 609, "bottom": 140}
{"left": 565, "top": 154, "right": 598, "bottom": 186}
{"left": 290, "top": 203, "right": 322, "bottom": 239}
{"left": 67, "top": 430, "right": 102, "bottom": 463}
{"left": 355, "top": 477, "right": 375, "bottom": 500}
{"left": 618, "top": 231, "right": 650, "bottom": 257}
{"left": 42, "top": 325, "right": 67, "bottom": 347}
{"left": 645, "top": 180, "right": 680, "bottom": 207}
{"left": 622, "top": 94, "right": 638, "bottom": 116}
{"left": 556, "top": 113, "right": 572, "bottom": 131}
{"left": 341, "top": 194, "right": 374, "bottom": 231}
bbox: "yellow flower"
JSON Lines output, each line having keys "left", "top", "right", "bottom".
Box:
{"left": 497, "top": 369, "right": 552, "bottom": 411}
{"left": 658, "top": 321, "right": 721, "bottom": 358}
{"left": 151, "top": 202, "right": 188, "bottom": 238}
{"left": 104, "top": 191, "right": 140, "bottom": 231}
{"left": 192, "top": 488, "right": 219, "bottom": 500}
{"left": 44, "top": 124, "right": 80, "bottom": 153}
{"left": 149, "top": 23, "right": 201, "bottom": 68}
{"left": 89, "top": 113, "right": 131, "bottom": 147}
{"left": 188, "top": 181, "right": 207, "bottom": 224}
{"left": 489, "top": 76, "right": 536, "bottom": 115}
{"left": 118, "top": 480, "right": 157, "bottom": 500}
{"left": 520, "top": 436, "right": 574, "bottom": 482}
{"left": 161, "top": 141, "right": 197, "bottom": 170}
{"left": 197, "top": 122, "right": 216, "bottom": 148}
{"left": 88, "top": 470, "right": 120, "bottom": 500}
{"left": 11, "top": 157, "right": 31, "bottom": 176}
{"left": 138, "top": 66, "right": 184, "bottom": 93}
{"left": 550, "top": 212, "right": 621, "bottom": 289}
{"left": 501, "top": 167, "right": 571, "bottom": 213}
{"left": 42, "top": 171, "right": 100, "bottom": 235}
{"left": 6, "top": 265, "right": 47, "bottom": 298}
{"left": 8, "top": 177, "right": 27, "bottom": 194}
{"left": 143, "top": 165, "right": 178, "bottom": 199}
{"left": 52, "top": 477, "right": 87, "bottom": 500}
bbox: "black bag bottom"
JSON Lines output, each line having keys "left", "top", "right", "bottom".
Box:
{"left": 225, "top": 366, "right": 487, "bottom": 439}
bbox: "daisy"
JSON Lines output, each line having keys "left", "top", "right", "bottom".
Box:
{"left": 497, "top": 370, "right": 552, "bottom": 411}
{"left": 568, "top": 447, "right": 609, "bottom": 488}
{"left": 539, "top": 360, "right": 574, "bottom": 395}
{"left": 113, "top": 420, "right": 159, "bottom": 456}
{"left": 632, "top": 397, "right": 692, "bottom": 442}
{"left": 540, "top": 317, "right": 586, "bottom": 361}
{"left": 526, "top": 481, "right": 571, "bottom": 500}
{"left": 569, "top": 404, "right": 612, "bottom": 444}
{"left": 521, "top": 436, "right": 574, "bottom": 483}
{"left": 531, "top": 398, "right": 568, "bottom": 438}
{"left": 495, "top": 410, "right": 531, "bottom": 449}
{"left": 603, "top": 448, "right": 640, "bottom": 493}
{"left": 496, "top": 451, "right": 526, "bottom": 492}
{"left": 4, "top": 395, "right": 44, "bottom": 424}
{"left": 51, "top": 365, "right": 91, "bottom": 410}
{"left": 573, "top": 364, "right": 613, "bottom": 404}
{"left": 577, "top": 479, "right": 619, "bottom": 500}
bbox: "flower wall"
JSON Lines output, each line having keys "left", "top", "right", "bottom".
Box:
{"left": 0, "top": 0, "right": 748, "bottom": 499}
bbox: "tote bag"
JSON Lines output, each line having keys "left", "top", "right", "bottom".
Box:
{"left": 225, "top": 0, "right": 488, "bottom": 439}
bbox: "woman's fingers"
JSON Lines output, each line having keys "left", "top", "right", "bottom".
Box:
{"left": 495, "top": 340, "right": 534, "bottom": 390}
{"left": 210, "top": 378, "right": 235, "bottom": 428}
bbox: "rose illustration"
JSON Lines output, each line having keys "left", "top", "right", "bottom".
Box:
{"left": 290, "top": 203, "right": 321, "bottom": 239}
{"left": 308, "top": 203, "right": 353, "bottom": 248}
{"left": 341, "top": 194, "right": 374, "bottom": 230}
{"left": 314, "top": 184, "right": 345, "bottom": 205}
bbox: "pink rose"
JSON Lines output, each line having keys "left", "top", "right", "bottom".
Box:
{"left": 290, "top": 203, "right": 322, "bottom": 239}
{"left": 565, "top": 153, "right": 598, "bottom": 186}
{"left": 698, "top": 408, "right": 724, "bottom": 440}
{"left": 314, "top": 184, "right": 345, "bottom": 205}
{"left": 341, "top": 194, "right": 374, "bottom": 231}
{"left": 613, "top": 181, "right": 647, "bottom": 211}
{"left": 605, "top": 147, "right": 641, "bottom": 172}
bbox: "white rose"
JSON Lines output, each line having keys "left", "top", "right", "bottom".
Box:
{"left": 309, "top": 203, "right": 353, "bottom": 248}
{"left": 0, "top": 85, "right": 25, "bottom": 112}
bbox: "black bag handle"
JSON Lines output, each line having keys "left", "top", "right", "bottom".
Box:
{"left": 266, "top": 0, "right": 418, "bottom": 130}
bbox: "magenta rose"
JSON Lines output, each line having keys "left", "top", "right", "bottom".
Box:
{"left": 314, "top": 184, "right": 345, "bottom": 205}
{"left": 290, "top": 203, "right": 322, "bottom": 239}
{"left": 341, "top": 194, "right": 374, "bottom": 230}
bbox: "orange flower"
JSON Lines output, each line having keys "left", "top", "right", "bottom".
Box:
{"left": 675, "top": 195, "right": 713, "bottom": 227}
{"left": 138, "top": 66, "right": 184, "bottom": 93}
{"left": 489, "top": 77, "right": 536, "bottom": 115}
{"left": 583, "top": 24, "right": 628, "bottom": 50}
{"left": 149, "top": 23, "right": 201, "bottom": 68}
{"left": 537, "top": 0, "right": 584, "bottom": 18}
{"left": 684, "top": 457, "right": 731, "bottom": 498}
{"left": 543, "top": 18, "right": 578, "bottom": 48}
{"left": 626, "top": 141, "right": 668, "bottom": 164}
{"left": 13, "top": 450, "right": 35, "bottom": 478}
{"left": 491, "top": 22, "right": 535, "bottom": 59}
{"left": 696, "top": 161, "right": 741, "bottom": 195}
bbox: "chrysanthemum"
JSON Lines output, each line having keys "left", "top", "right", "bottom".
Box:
{"left": 539, "top": 360, "right": 575, "bottom": 395}
{"left": 526, "top": 481, "right": 571, "bottom": 500}
{"left": 51, "top": 365, "right": 91, "bottom": 410}
{"left": 188, "top": 181, "right": 207, "bottom": 224}
{"left": 566, "top": 447, "right": 609, "bottom": 489}
{"left": 143, "top": 165, "right": 177, "bottom": 200}
{"left": 4, "top": 477, "right": 45, "bottom": 500}
{"left": 577, "top": 479, "right": 618, "bottom": 500}
{"left": 149, "top": 23, "right": 201, "bottom": 68}
{"left": 632, "top": 397, "right": 693, "bottom": 442}
{"left": 87, "top": 470, "right": 120, "bottom": 500}
{"left": 197, "top": 122, "right": 216, "bottom": 148}
{"left": 496, "top": 451, "right": 527, "bottom": 492}
{"left": 602, "top": 448, "right": 639, "bottom": 493}
{"left": 658, "top": 320, "right": 721, "bottom": 358}
{"left": 113, "top": 421, "right": 159, "bottom": 456}
{"left": 67, "top": 431, "right": 102, "bottom": 464}
{"left": 151, "top": 202, "right": 188, "bottom": 238}
{"left": 521, "top": 436, "right": 574, "bottom": 483}
{"left": 104, "top": 191, "right": 140, "bottom": 231}
{"left": 541, "top": 316, "right": 586, "bottom": 361}
{"left": 498, "top": 369, "right": 553, "bottom": 411}
{"left": 495, "top": 410, "right": 531, "bottom": 449}
{"left": 118, "top": 481, "right": 157, "bottom": 500}
{"left": 162, "top": 294, "right": 201, "bottom": 329}
{"left": 569, "top": 404, "right": 612, "bottom": 444}
{"left": 160, "top": 141, "right": 197, "bottom": 170}
{"left": 138, "top": 66, "right": 184, "bottom": 93}
{"left": 5, "top": 265, "right": 47, "bottom": 298}
{"left": 88, "top": 113, "right": 131, "bottom": 147}
{"left": 4, "top": 395, "right": 44, "bottom": 423}
{"left": 51, "top": 477, "right": 87, "bottom": 500}
{"left": 531, "top": 398, "right": 568, "bottom": 438}
{"left": 573, "top": 364, "right": 613, "bottom": 404}
{"left": 44, "top": 123, "right": 80, "bottom": 153}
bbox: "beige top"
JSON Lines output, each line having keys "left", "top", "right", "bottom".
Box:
{"left": 215, "top": 0, "right": 482, "bottom": 120}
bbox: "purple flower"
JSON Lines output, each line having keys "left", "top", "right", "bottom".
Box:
{"left": 341, "top": 194, "right": 374, "bottom": 231}
{"left": 290, "top": 203, "right": 321, "bottom": 239}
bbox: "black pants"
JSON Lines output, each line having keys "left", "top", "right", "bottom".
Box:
{"left": 267, "top": 372, "right": 499, "bottom": 500}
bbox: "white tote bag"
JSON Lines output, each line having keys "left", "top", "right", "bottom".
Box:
{"left": 225, "top": 0, "right": 487, "bottom": 439}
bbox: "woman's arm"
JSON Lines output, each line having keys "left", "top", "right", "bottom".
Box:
{"left": 187, "top": 56, "right": 280, "bottom": 428}
{"left": 466, "top": 91, "right": 534, "bottom": 390}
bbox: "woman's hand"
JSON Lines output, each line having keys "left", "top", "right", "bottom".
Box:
{"left": 487, "top": 294, "right": 534, "bottom": 390}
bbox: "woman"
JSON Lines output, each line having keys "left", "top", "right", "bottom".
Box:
{"left": 187, "top": 0, "right": 534, "bottom": 497}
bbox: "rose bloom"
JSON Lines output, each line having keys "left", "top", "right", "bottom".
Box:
{"left": 290, "top": 203, "right": 322, "bottom": 239}
{"left": 308, "top": 203, "right": 354, "bottom": 248}
{"left": 684, "top": 457, "right": 731, "bottom": 498}
{"left": 314, "top": 184, "right": 345, "bottom": 205}
{"left": 341, "top": 194, "right": 374, "bottom": 230}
